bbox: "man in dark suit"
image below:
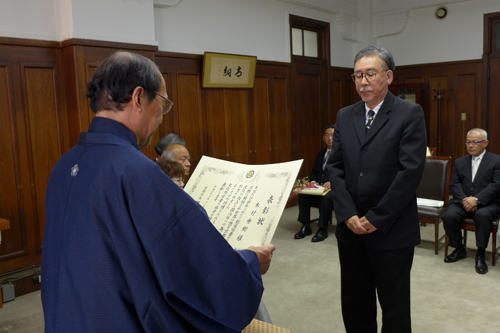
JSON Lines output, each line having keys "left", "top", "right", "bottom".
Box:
{"left": 443, "top": 128, "right": 500, "bottom": 274}
{"left": 294, "top": 125, "right": 334, "bottom": 242}
{"left": 328, "top": 46, "right": 426, "bottom": 332}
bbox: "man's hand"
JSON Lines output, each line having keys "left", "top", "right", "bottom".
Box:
{"left": 247, "top": 244, "right": 276, "bottom": 275}
{"left": 359, "top": 216, "right": 378, "bottom": 233}
{"left": 323, "top": 181, "right": 331, "bottom": 189}
{"left": 345, "top": 216, "right": 368, "bottom": 234}
{"left": 462, "top": 197, "right": 478, "bottom": 212}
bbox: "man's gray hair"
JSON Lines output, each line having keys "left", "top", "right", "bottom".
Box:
{"left": 154, "top": 134, "right": 186, "bottom": 155}
{"left": 161, "top": 149, "right": 176, "bottom": 162}
{"left": 354, "top": 46, "right": 395, "bottom": 72}
{"left": 467, "top": 128, "right": 488, "bottom": 140}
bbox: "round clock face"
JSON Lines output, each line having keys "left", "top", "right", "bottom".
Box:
{"left": 435, "top": 6, "right": 448, "bottom": 20}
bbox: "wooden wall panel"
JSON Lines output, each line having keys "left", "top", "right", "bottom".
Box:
{"left": 205, "top": 89, "right": 228, "bottom": 160}
{"left": 253, "top": 63, "right": 292, "bottom": 165}
{"left": 482, "top": 13, "right": 500, "bottom": 156}
{"left": 24, "top": 67, "right": 62, "bottom": 249}
{"left": 394, "top": 60, "right": 482, "bottom": 161}
{"left": 177, "top": 73, "right": 204, "bottom": 165}
{"left": 155, "top": 56, "right": 204, "bottom": 165}
{"left": 160, "top": 72, "right": 173, "bottom": 146}
{"left": 226, "top": 89, "right": 250, "bottom": 163}
{"left": 271, "top": 77, "right": 291, "bottom": 163}
{"left": 155, "top": 55, "right": 293, "bottom": 172}
{"left": 251, "top": 77, "right": 272, "bottom": 164}
{"left": 454, "top": 74, "right": 477, "bottom": 157}
{"left": 330, "top": 67, "right": 358, "bottom": 124}
{"left": 293, "top": 72, "right": 322, "bottom": 178}
{"left": 0, "top": 65, "right": 25, "bottom": 261}
{"left": 429, "top": 76, "right": 448, "bottom": 155}
{"left": 0, "top": 41, "right": 68, "bottom": 274}
{"left": 485, "top": 57, "right": 500, "bottom": 154}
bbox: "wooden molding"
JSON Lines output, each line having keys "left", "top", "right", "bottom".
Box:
{"left": 0, "top": 36, "right": 60, "bottom": 48}
{"left": 61, "top": 38, "right": 158, "bottom": 52}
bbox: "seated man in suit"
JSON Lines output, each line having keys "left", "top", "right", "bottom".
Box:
{"left": 443, "top": 128, "right": 500, "bottom": 274}
{"left": 294, "top": 125, "right": 334, "bottom": 242}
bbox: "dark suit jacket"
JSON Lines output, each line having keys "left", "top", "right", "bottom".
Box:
{"left": 448, "top": 151, "right": 500, "bottom": 209}
{"left": 328, "top": 91, "right": 427, "bottom": 250}
{"left": 310, "top": 148, "right": 331, "bottom": 184}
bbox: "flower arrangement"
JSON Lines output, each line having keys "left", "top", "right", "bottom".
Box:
{"left": 288, "top": 176, "right": 316, "bottom": 201}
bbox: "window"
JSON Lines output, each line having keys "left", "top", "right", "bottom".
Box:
{"left": 292, "top": 28, "right": 318, "bottom": 58}
{"left": 289, "top": 15, "right": 329, "bottom": 64}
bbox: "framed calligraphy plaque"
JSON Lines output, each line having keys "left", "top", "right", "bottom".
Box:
{"left": 202, "top": 52, "right": 257, "bottom": 88}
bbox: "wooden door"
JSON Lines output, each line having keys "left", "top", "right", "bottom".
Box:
{"left": 290, "top": 15, "right": 331, "bottom": 179}
{"left": 292, "top": 61, "right": 329, "bottom": 177}
{"left": 483, "top": 13, "right": 500, "bottom": 155}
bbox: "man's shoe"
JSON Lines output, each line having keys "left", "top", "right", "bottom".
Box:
{"left": 444, "top": 247, "right": 467, "bottom": 263}
{"left": 312, "top": 229, "right": 328, "bottom": 242}
{"left": 294, "top": 224, "right": 312, "bottom": 239}
{"left": 475, "top": 257, "right": 488, "bottom": 274}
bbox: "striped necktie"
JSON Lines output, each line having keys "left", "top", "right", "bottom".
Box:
{"left": 322, "top": 150, "right": 330, "bottom": 171}
{"left": 366, "top": 110, "right": 375, "bottom": 132}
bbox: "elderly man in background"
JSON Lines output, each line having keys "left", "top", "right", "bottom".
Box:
{"left": 42, "top": 51, "right": 275, "bottom": 332}
{"left": 443, "top": 128, "right": 500, "bottom": 274}
{"left": 154, "top": 133, "right": 185, "bottom": 161}
{"left": 162, "top": 143, "right": 191, "bottom": 176}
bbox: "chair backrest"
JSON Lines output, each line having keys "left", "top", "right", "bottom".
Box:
{"left": 416, "top": 156, "right": 452, "bottom": 204}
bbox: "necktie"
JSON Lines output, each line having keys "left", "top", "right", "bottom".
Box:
{"left": 366, "top": 110, "right": 375, "bottom": 132}
{"left": 322, "top": 150, "right": 330, "bottom": 171}
{"left": 472, "top": 157, "right": 480, "bottom": 181}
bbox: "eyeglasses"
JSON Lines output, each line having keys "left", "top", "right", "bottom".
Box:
{"left": 172, "top": 177, "right": 184, "bottom": 185}
{"left": 351, "top": 70, "right": 387, "bottom": 83}
{"left": 465, "top": 140, "right": 486, "bottom": 146}
{"left": 155, "top": 92, "right": 174, "bottom": 115}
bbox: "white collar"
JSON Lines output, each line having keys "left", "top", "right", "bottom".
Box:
{"left": 365, "top": 100, "right": 384, "bottom": 116}
{"left": 473, "top": 150, "right": 486, "bottom": 161}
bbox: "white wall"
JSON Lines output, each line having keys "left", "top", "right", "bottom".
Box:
{"left": 375, "top": 0, "right": 500, "bottom": 66}
{"left": 0, "top": 0, "right": 157, "bottom": 45}
{"left": 153, "top": 0, "right": 354, "bottom": 67}
{"left": 1, "top": 0, "right": 500, "bottom": 68}
{"left": 69, "top": 0, "right": 157, "bottom": 45}
{"left": 0, "top": 0, "right": 58, "bottom": 41}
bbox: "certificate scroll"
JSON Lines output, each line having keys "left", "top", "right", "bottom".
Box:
{"left": 184, "top": 156, "right": 303, "bottom": 249}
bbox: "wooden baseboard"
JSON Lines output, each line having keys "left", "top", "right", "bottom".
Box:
{"left": 1, "top": 274, "right": 41, "bottom": 304}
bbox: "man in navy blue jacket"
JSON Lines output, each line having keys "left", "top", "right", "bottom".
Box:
{"left": 42, "top": 51, "right": 275, "bottom": 332}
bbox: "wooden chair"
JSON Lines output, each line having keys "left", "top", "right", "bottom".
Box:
{"left": 444, "top": 218, "right": 499, "bottom": 266}
{"left": 416, "top": 156, "right": 452, "bottom": 254}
